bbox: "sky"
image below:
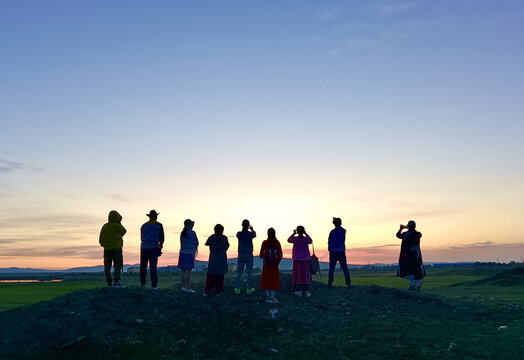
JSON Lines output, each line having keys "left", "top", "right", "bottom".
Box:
{"left": 1, "top": 1, "right": 523, "bottom": 269}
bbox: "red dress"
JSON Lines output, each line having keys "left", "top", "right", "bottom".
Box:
{"left": 259, "top": 240, "right": 283, "bottom": 290}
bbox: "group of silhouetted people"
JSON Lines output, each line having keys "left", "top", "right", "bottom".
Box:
{"left": 99, "top": 210, "right": 425, "bottom": 298}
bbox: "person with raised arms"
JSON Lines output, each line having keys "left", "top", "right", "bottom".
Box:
{"left": 396, "top": 220, "right": 426, "bottom": 291}
{"left": 287, "top": 226, "right": 313, "bottom": 297}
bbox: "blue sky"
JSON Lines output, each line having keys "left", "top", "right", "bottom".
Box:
{"left": 1, "top": 1, "right": 523, "bottom": 268}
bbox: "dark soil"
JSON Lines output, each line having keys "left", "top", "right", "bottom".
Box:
{"left": 0, "top": 274, "right": 523, "bottom": 359}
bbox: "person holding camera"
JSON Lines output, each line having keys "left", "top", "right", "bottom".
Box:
{"left": 235, "top": 219, "right": 257, "bottom": 295}
{"left": 287, "top": 226, "right": 313, "bottom": 297}
{"left": 396, "top": 220, "right": 425, "bottom": 291}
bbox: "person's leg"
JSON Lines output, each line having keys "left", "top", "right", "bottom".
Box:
{"left": 103, "top": 249, "right": 113, "bottom": 286}
{"left": 337, "top": 251, "right": 351, "bottom": 287}
{"left": 204, "top": 274, "right": 212, "bottom": 294}
{"left": 246, "top": 257, "right": 254, "bottom": 290}
{"left": 113, "top": 249, "right": 123, "bottom": 284}
{"left": 328, "top": 251, "right": 337, "bottom": 286}
{"left": 187, "top": 270, "right": 193, "bottom": 290}
{"left": 140, "top": 249, "right": 148, "bottom": 286}
{"left": 149, "top": 250, "right": 159, "bottom": 287}
{"left": 236, "top": 259, "right": 245, "bottom": 290}
{"left": 181, "top": 269, "right": 187, "bottom": 288}
{"left": 216, "top": 275, "right": 224, "bottom": 295}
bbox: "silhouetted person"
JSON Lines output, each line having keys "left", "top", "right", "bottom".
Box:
{"left": 396, "top": 220, "right": 426, "bottom": 291}
{"left": 328, "top": 217, "right": 351, "bottom": 288}
{"left": 178, "top": 219, "right": 199, "bottom": 293}
{"left": 288, "top": 226, "right": 313, "bottom": 297}
{"left": 140, "top": 210, "right": 165, "bottom": 290}
{"left": 235, "top": 219, "right": 257, "bottom": 295}
{"left": 259, "top": 228, "right": 283, "bottom": 303}
{"left": 204, "top": 224, "right": 229, "bottom": 296}
{"left": 99, "top": 210, "right": 126, "bottom": 288}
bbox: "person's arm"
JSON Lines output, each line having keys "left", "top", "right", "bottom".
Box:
{"left": 159, "top": 224, "right": 165, "bottom": 248}
{"left": 396, "top": 225, "right": 405, "bottom": 239}
{"left": 99, "top": 226, "right": 105, "bottom": 247}
{"left": 259, "top": 241, "right": 266, "bottom": 259}
{"left": 121, "top": 225, "right": 127, "bottom": 236}
{"left": 224, "top": 236, "right": 230, "bottom": 251}
{"left": 287, "top": 234, "right": 295, "bottom": 243}
{"left": 305, "top": 235, "right": 313, "bottom": 244}
{"left": 277, "top": 242, "right": 283, "bottom": 261}
{"left": 194, "top": 231, "right": 199, "bottom": 251}
{"left": 250, "top": 226, "right": 256, "bottom": 239}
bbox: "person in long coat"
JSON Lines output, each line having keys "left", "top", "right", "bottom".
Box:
{"left": 259, "top": 228, "right": 283, "bottom": 303}
{"left": 396, "top": 220, "right": 426, "bottom": 291}
{"left": 287, "top": 226, "right": 313, "bottom": 297}
{"left": 204, "top": 224, "right": 229, "bottom": 296}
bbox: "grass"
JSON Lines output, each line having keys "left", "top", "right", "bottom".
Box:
{"left": 0, "top": 266, "right": 523, "bottom": 359}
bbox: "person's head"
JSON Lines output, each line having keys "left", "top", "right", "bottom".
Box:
{"left": 184, "top": 219, "right": 195, "bottom": 230}
{"left": 241, "top": 219, "right": 250, "bottom": 229}
{"left": 147, "top": 210, "right": 159, "bottom": 221}
{"left": 214, "top": 224, "right": 224, "bottom": 235}
{"left": 267, "top": 227, "right": 277, "bottom": 242}
{"left": 407, "top": 220, "right": 416, "bottom": 230}
{"left": 333, "top": 217, "right": 342, "bottom": 227}
{"left": 296, "top": 225, "right": 305, "bottom": 235}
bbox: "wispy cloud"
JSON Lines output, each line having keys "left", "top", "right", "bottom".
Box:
{"left": 375, "top": 2, "right": 417, "bottom": 16}
{"left": 318, "top": 7, "right": 343, "bottom": 21}
{"left": 0, "top": 159, "right": 42, "bottom": 174}
{"left": 105, "top": 194, "right": 132, "bottom": 202}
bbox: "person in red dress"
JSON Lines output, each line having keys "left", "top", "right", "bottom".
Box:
{"left": 259, "top": 228, "right": 283, "bottom": 303}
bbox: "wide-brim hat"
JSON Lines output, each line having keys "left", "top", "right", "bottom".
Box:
{"left": 147, "top": 210, "right": 160, "bottom": 217}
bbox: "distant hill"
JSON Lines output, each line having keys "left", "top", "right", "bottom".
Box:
{"left": 1, "top": 261, "right": 515, "bottom": 274}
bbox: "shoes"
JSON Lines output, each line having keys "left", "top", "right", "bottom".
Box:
{"left": 246, "top": 288, "right": 255, "bottom": 295}
{"left": 112, "top": 282, "right": 124, "bottom": 288}
{"left": 408, "top": 285, "right": 416, "bottom": 291}
{"left": 106, "top": 284, "right": 113, "bottom": 288}
{"left": 182, "top": 288, "right": 196, "bottom": 293}
{"left": 151, "top": 286, "right": 159, "bottom": 291}
{"left": 305, "top": 291, "right": 311, "bottom": 298}
{"left": 203, "top": 292, "right": 208, "bottom": 297}
{"left": 234, "top": 288, "right": 241, "bottom": 295}
{"left": 266, "top": 297, "right": 278, "bottom": 303}
{"left": 294, "top": 291, "right": 302, "bottom": 297}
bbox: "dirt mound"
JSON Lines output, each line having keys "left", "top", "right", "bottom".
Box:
{"left": 472, "top": 266, "right": 524, "bottom": 286}
{"left": 0, "top": 274, "right": 519, "bottom": 359}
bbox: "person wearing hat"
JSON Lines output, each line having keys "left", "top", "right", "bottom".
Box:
{"left": 234, "top": 219, "right": 257, "bottom": 295}
{"left": 99, "top": 210, "right": 127, "bottom": 288}
{"left": 140, "top": 210, "right": 165, "bottom": 289}
{"left": 396, "top": 220, "right": 426, "bottom": 291}
{"left": 178, "top": 219, "right": 199, "bottom": 293}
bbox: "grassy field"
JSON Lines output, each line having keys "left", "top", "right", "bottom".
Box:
{"left": 0, "top": 266, "right": 523, "bottom": 359}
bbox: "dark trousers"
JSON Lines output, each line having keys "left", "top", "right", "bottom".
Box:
{"left": 104, "top": 248, "right": 123, "bottom": 285}
{"left": 328, "top": 251, "right": 351, "bottom": 286}
{"left": 140, "top": 248, "right": 159, "bottom": 287}
{"left": 204, "top": 274, "right": 224, "bottom": 295}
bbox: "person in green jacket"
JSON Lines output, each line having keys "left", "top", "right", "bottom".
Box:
{"left": 99, "top": 210, "right": 127, "bottom": 287}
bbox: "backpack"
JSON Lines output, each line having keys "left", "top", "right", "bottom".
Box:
{"left": 264, "top": 244, "right": 280, "bottom": 267}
